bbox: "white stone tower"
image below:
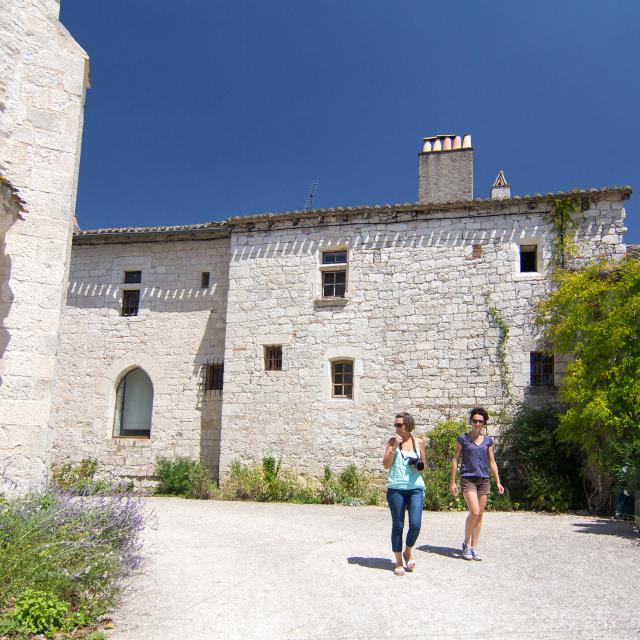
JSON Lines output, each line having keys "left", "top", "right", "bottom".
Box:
{"left": 0, "top": 0, "right": 89, "bottom": 486}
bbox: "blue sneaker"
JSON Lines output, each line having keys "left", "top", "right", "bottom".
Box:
{"left": 471, "top": 547, "right": 482, "bottom": 561}
{"left": 462, "top": 543, "right": 473, "bottom": 560}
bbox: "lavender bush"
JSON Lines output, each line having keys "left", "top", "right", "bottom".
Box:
{"left": 0, "top": 485, "right": 146, "bottom": 636}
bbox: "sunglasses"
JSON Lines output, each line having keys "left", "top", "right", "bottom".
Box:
{"left": 394, "top": 423, "right": 405, "bottom": 428}
{"left": 471, "top": 419, "right": 485, "bottom": 424}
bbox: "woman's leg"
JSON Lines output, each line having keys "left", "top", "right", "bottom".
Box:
{"left": 471, "top": 494, "right": 488, "bottom": 547}
{"left": 386, "top": 488, "right": 406, "bottom": 569}
{"left": 462, "top": 489, "right": 481, "bottom": 545}
{"left": 403, "top": 489, "right": 424, "bottom": 567}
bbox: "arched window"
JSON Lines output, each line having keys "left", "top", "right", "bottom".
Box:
{"left": 113, "top": 367, "right": 153, "bottom": 437}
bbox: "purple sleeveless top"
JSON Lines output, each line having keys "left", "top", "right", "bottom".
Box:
{"left": 457, "top": 433, "right": 494, "bottom": 478}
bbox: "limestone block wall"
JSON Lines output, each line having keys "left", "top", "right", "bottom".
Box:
{"left": 0, "top": 0, "right": 87, "bottom": 486}
{"left": 51, "top": 237, "right": 229, "bottom": 481}
{"left": 219, "top": 195, "right": 626, "bottom": 478}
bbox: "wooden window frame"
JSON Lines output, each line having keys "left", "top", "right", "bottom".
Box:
{"left": 332, "top": 360, "right": 353, "bottom": 399}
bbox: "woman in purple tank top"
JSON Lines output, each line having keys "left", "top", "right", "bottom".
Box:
{"left": 449, "top": 407, "right": 504, "bottom": 561}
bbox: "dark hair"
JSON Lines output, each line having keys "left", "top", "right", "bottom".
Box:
{"left": 395, "top": 412, "right": 415, "bottom": 432}
{"left": 469, "top": 407, "right": 489, "bottom": 424}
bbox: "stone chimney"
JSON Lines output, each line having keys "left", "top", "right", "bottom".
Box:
{"left": 418, "top": 133, "right": 473, "bottom": 204}
{"left": 490, "top": 170, "right": 511, "bottom": 200}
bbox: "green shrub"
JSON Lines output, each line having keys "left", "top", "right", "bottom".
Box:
{"left": 220, "top": 459, "right": 379, "bottom": 505}
{"left": 499, "top": 405, "right": 583, "bottom": 511}
{"left": 522, "top": 467, "right": 573, "bottom": 512}
{"left": 154, "top": 456, "right": 217, "bottom": 499}
{"left": 423, "top": 419, "right": 467, "bottom": 511}
{"left": 0, "top": 488, "right": 145, "bottom": 636}
{"left": 50, "top": 458, "right": 131, "bottom": 496}
{"left": 12, "top": 588, "right": 69, "bottom": 636}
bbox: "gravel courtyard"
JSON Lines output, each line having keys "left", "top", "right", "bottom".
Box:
{"left": 110, "top": 498, "right": 640, "bottom": 640}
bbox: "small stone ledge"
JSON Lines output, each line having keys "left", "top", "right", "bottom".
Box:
{"left": 313, "top": 296, "right": 349, "bottom": 308}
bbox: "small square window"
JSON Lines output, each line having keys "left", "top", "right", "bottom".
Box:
{"left": 124, "top": 270, "right": 142, "bottom": 284}
{"left": 332, "top": 360, "right": 353, "bottom": 398}
{"left": 472, "top": 244, "right": 482, "bottom": 258}
{"left": 520, "top": 245, "right": 538, "bottom": 272}
{"left": 201, "top": 272, "right": 210, "bottom": 288}
{"left": 264, "top": 346, "right": 282, "bottom": 371}
{"left": 322, "top": 251, "right": 347, "bottom": 264}
{"left": 121, "top": 289, "right": 140, "bottom": 317}
{"left": 530, "top": 352, "right": 554, "bottom": 386}
{"left": 323, "top": 270, "right": 346, "bottom": 298}
{"left": 205, "top": 363, "right": 224, "bottom": 392}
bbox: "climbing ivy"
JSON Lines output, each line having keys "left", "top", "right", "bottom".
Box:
{"left": 548, "top": 195, "right": 581, "bottom": 269}
{"left": 485, "top": 294, "right": 511, "bottom": 400}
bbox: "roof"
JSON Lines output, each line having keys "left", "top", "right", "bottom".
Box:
{"left": 626, "top": 244, "right": 640, "bottom": 259}
{"left": 73, "top": 185, "right": 632, "bottom": 244}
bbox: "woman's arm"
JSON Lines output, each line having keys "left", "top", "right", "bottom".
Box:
{"left": 449, "top": 441, "right": 462, "bottom": 496}
{"left": 383, "top": 436, "right": 401, "bottom": 469}
{"left": 417, "top": 438, "right": 427, "bottom": 466}
{"left": 488, "top": 445, "right": 505, "bottom": 494}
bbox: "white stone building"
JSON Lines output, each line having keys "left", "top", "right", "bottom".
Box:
{"left": 50, "top": 134, "right": 630, "bottom": 482}
{"left": 0, "top": 2, "right": 633, "bottom": 487}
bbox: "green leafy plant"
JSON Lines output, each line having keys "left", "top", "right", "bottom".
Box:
{"left": 536, "top": 257, "right": 640, "bottom": 511}
{"left": 155, "top": 456, "right": 217, "bottom": 499}
{"left": 522, "top": 467, "right": 573, "bottom": 512}
{"left": 485, "top": 294, "right": 511, "bottom": 400}
{"left": 548, "top": 195, "right": 581, "bottom": 269}
{"left": 12, "top": 589, "right": 69, "bottom": 636}
{"left": 50, "top": 458, "right": 130, "bottom": 495}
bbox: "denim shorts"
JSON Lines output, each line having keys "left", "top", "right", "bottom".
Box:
{"left": 461, "top": 476, "right": 490, "bottom": 496}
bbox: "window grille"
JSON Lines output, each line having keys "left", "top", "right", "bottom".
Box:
{"left": 265, "top": 346, "right": 282, "bottom": 371}
{"left": 530, "top": 352, "right": 554, "bottom": 386}
{"left": 332, "top": 360, "right": 353, "bottom": 398}
{"left": 121, "top": 289, "right": 140, "bottom": 316}
{"left": 205, "top": 363, "right": 224, "bottom": 392}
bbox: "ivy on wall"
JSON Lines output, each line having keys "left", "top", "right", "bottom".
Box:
{"left": 548, "top": 195, "right": 581, "bottom": 269}
{"left": 485, "top": 293, "right": 511, "bottom": 400}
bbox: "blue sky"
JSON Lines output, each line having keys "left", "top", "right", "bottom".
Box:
{"left": 60, "top": 0, "right": 639, "bottom": 243}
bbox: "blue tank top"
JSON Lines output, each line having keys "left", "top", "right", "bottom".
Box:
{"left": 387, "top": 440, "right": 425, "bottom": 490}
{"left": 457, "top": 433, "right": 494, "bottom": 478}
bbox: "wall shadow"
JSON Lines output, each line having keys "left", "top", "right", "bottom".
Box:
{"left": 0, "top": 243, "right": 12, "bottom": 387}
{"left": 571, "top": 519, "right": 639, "bottom": 541}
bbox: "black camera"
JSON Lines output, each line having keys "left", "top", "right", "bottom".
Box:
{"left": 408, "top": 457, "right": 425, "bottom": 472}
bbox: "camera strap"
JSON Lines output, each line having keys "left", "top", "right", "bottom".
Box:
{"left": 398, "top": 435, "right": 418, "bottom": 462}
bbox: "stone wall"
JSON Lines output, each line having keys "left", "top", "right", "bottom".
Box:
{"left": 51, "top": 238, "right": 229, "bottom": 481}
{"left": 0, "top": 0, "right": 87, "bottom": 486}
{"left": 218, "top": 195, "right": 626, "bottom": 478}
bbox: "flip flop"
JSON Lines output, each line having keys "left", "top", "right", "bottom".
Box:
{"left": 393, "top": 565, "right": 405, "bottom": 576}
{"left": 403, "top": 552, "right": 416, "bottom": 571}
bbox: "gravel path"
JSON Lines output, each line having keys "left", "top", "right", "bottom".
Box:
{"left": 110, "top": 498, "right": 640, "bottom": 640}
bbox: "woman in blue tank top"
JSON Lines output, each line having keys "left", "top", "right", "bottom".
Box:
{"left": 382, "top": 412, "right": 426, "bottom": 576}
{"left": 449, "top": 407, "right": 504, "bottom": 561}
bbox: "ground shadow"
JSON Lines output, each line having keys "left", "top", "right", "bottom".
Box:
{"left": 347, "top": 557, "right": 395, "bottom": 572}
{"left": 571, "top": 519, "right": 639, "bottom": 541}
{"left": 417, "top": 544, "right": 462, "bottom": 559}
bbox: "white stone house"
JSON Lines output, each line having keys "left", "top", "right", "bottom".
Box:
{"left": 50, "top": 134, "right": 630, "bottom": 482}
{"left": 0, "top": 2, "right": 633, "bottom": 487}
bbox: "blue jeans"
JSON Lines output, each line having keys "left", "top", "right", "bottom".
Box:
{"left": 386, "top": 488, "right": 424, "bottom": 552}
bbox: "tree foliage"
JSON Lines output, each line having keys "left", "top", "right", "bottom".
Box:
{"left": 536, "top": 258, "right": 640, "bottom": 487}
